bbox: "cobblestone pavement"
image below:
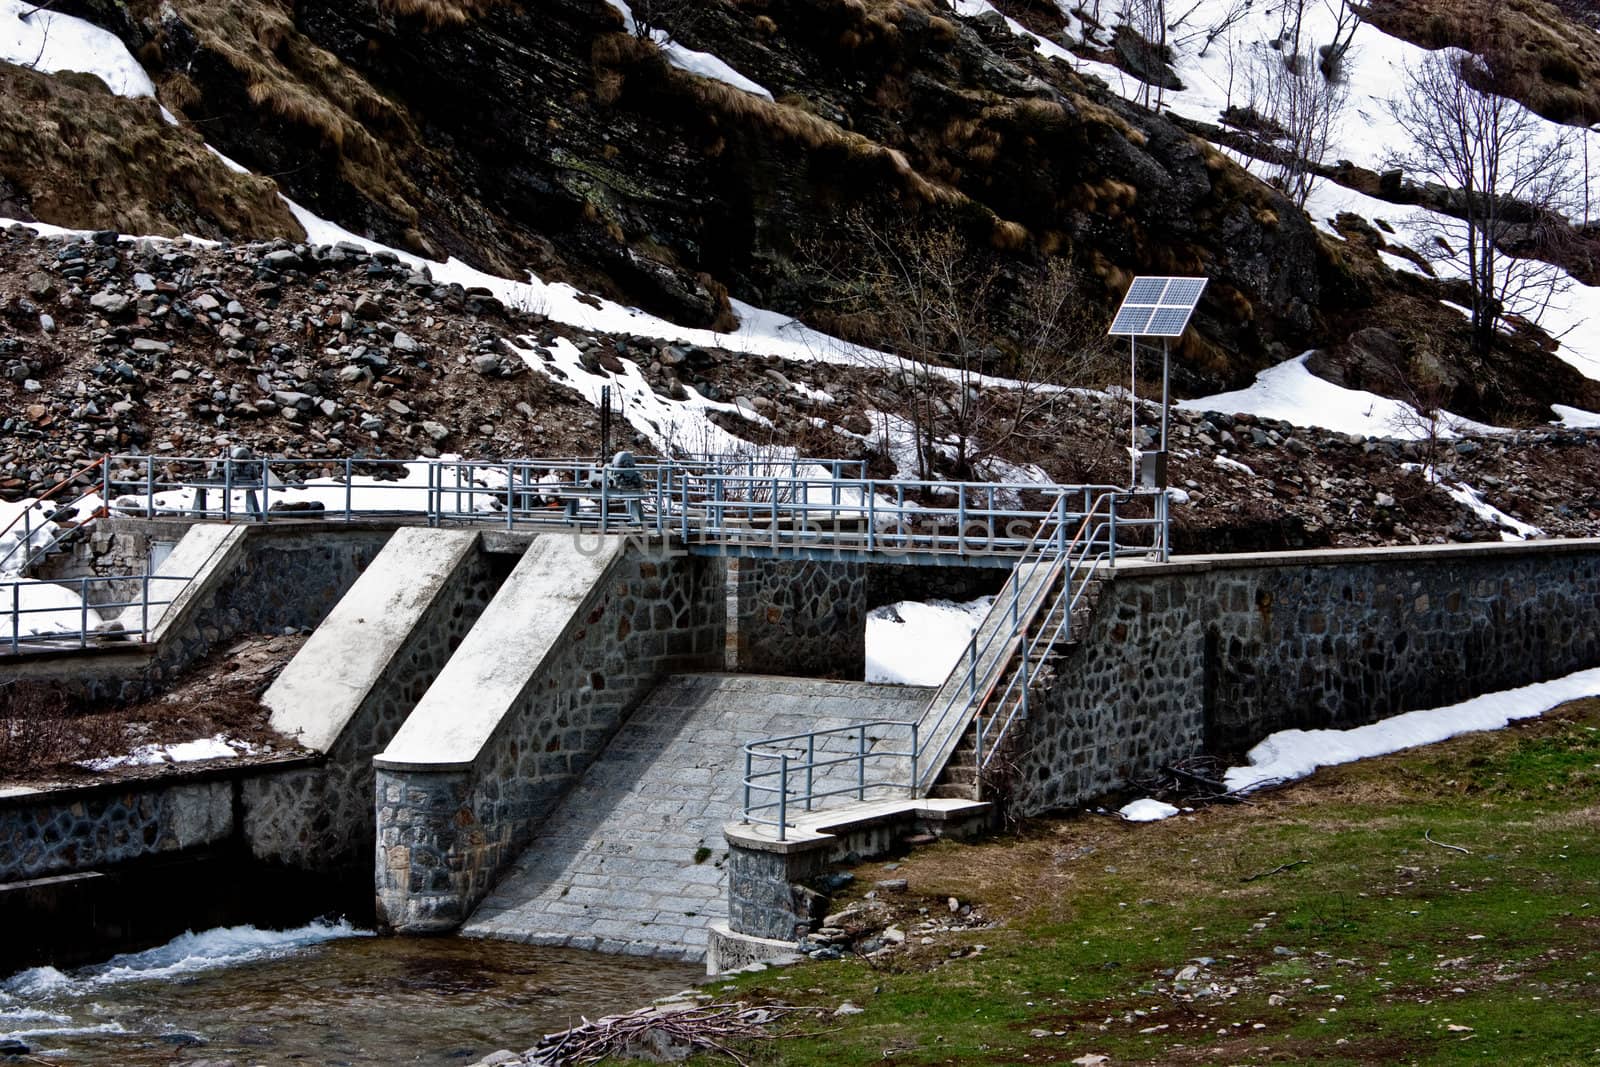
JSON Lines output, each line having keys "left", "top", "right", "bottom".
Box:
{"left": 460, "top": 673, "right": 930, "bottom": 962}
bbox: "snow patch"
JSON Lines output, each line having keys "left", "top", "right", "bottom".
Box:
{"left": 1178, "top": 352, "right": 1501, "bottom": 440}
{"left": 603, "top": 0, "right": 773, "bottom": 100}
{"left": 1553, "top": 404, "right": 1600, "bottom": 429}
{"left": 1117, "top": 798, "right": 1180, "bottom": 822}
{"left": 78, "top": 734, "right": 263, "bottom": 772}
{"left": 1224, "top": 666, "right": 1600, "bottom": 794}
{"left": 866, "top": 597, "right": 993, "bottom": 687}
{"left": 0, "top": 0, "right": 157, "bottom": 98}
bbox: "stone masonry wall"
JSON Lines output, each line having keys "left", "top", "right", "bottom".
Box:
{"left": 242, "top": 548, "right": 508, "bottom": 873}
{"left": 724, "top": 557, "right": 866, "bottom": 677}
{"left": 375, "top": 544, "right": 725, "bottom": 932}
{"left": 1013, "top": 541, "right": 1600, "bottom": 815}
{"left": 0, "top": 759, "right": 314, "bottom": 884}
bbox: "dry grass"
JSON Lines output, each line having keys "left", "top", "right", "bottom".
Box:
{"left": 136, "top": 0, "right": 428, "bottom": 236}
{"left": 0, "top": 683, "right": 124, "bottom": 774}
{"left": 378, "top": 0, "right": 513, "bottom": 29}
{"left": 0, "top": 63, "right": 299, "bottom": 239}
{"left": 593, "top": 31, "right": 969, "bottom": 208}
{"left": 1366, "top": 0, "right": 1600, "bottom": 123}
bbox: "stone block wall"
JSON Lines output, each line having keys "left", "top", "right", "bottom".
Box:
{"left": 1012, "top": 541, "right": 1600, "bottom": 815}
{"left": 0, "top": 761, "right": 311, "bottom": 884}
{"left": 724, "top": 557, "right": 866, "bottom": 677}
{"left": 242, "top": 547, "right": 508, "bottom": 873}
{"left": 375, "top": 544, "right": 725, "bottom": 932}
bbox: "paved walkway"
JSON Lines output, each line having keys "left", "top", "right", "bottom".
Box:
{"left": 460, "top": 673, "right": 930, "bottom": 962}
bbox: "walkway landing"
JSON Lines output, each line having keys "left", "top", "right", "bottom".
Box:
{"left": 460, "top": 674, "right": 930, "bottom": 962}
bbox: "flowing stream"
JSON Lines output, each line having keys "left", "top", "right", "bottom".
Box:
{"left": 1, "top": 920, "right": 703, "bottom": 1064}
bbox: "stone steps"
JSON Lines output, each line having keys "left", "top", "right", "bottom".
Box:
{"left": 460, "top": 673, "right": 931, "bottom": 963}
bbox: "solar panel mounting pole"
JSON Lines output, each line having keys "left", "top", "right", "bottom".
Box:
{"left": 1107, "top": 275, "right": 1208, "bottom": 562}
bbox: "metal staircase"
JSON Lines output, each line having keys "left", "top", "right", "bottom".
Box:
{"left": 913, "top": 490, "right": 1123, "bottom": 801}
{"left": 740, "top": 487, "right": 1143, "bottom": 836}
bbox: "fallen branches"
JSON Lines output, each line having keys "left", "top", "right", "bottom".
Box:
{"left": 1425, "top": 829, "right": 1471, "bottom": 854}
{"left": 523, "top": 1001, "right": 808, "bottom": 1067}
{"left": 1240, "top": 859, "right": 1310, "bottom": 883}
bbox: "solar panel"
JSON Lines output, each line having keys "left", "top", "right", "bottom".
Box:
{"left": 1110, "top": 305, "right": 1155, "bottom": 336}
{"left": 1125, "top": 277, "right": 1169, "bottom": 303}
{"left": 1107, "top": 275, "right": 1208, "bottom": 337}
{"left": 1147, "top": 306, "right": 1194, "bottom": 337}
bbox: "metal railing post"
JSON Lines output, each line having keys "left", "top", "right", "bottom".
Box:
{"left": 778, "top": 754, "right": 789, "bottom": 842}
{"left": 857, "top": 726, "right": 867, "bottom": 801}
{"left": 805, "top": 734, "right": 815, "bottom": 812}
{"left": 10, "top": 582, "right": 18, "bottom": 654}
{"left": 142, "top": 572, "right": 150, "bottom": 637}
{"left": 345, "top": 458, "right": 354, "bottom": 523}
{"left": 742, "top": 750, "right": 752, "bottom": 825}
{"left": 144, "top": 456, "right": 155, "bottom": 518}
{"left": 79, "top": 576, "right": 88, "bottom": 649}
{"left": 101, "top": 454, "right": 111, "bottom": 507}
{"left": 910, "top": 723, "right": 919, "bottom": 798}
{"left": 260, "top": 459, "right": 271, "bottom": 523}
{"left": 1109, "top": 496, "right": 1118, "bottom": 565}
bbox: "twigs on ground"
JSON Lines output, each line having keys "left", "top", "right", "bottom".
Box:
{"left": 1425, "top": 829, "right": 1471, "bottom": 854}
{"left": 1240, "top": 859, "right": 1310, "bottom": 883}
{"left": 524, "top": 1001, "right": 809, "bottom": 1067}
{"left": 1134, "top": 756, "right": 1268, "bottom": 807}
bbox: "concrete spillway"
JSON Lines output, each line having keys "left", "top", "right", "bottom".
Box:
{"left": 460, "top": 674, "right": 931, "bottom": 962}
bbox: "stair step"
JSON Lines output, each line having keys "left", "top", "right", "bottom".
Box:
{"left": 927, "top": 783, "right": 979, "bottom": 800}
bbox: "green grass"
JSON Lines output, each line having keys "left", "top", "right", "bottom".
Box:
{"left": 701, "top": 699, "right": 1600, "bottom": 1065}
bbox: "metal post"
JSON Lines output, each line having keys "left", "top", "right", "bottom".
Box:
{"left": 145, "top": 456, "right": 155, "bottom": 518}
{"left": 345, "top": 458, "right": 354, "bottom": 523}
{"left": 101, "top": 454, "right": 111, "bottom": 508}
{"left": 910, "top": 723, "right": 919, "bottom": 798}
{"left": 260, "top": 459, "right": 271, "bottom": 523}
{"left": 742, "top": 750, "right": 752, "bottom": 825}
{"left": 141, "top": 572, "right": 150, "bottom": 637}
{"left": 957, "top": 485, "right": 967, "bottom": 555}
{"left": 857, "top": 726, "right": 866, "bottom": 801}
{"left": 778, "top": 753, "right": 789, "bottom": 842}
{"left": 79, "top": 576, "right": 88, "bottom": 649}
{"left": 1109, "top": 496, "right": 1118, "bottom": 565}
{"left": 805, "top": 734, "right": 815, "bottom": 813}
{"left": 1129, "top": 335, "right": 1138, "bottom": 469}
{"left": 1161, "top": 337, "right": 1171, "bottom": 454}
{"left": 10, "top": 582, "right": 18, "bottom": 654}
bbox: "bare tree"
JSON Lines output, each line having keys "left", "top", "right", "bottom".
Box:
{"left": 805, "top": 213, "right": 1111, "bottom": 481}
{"left": 1388, "top": 49, "right": 1579, "bottom": 353}
{"left": 1120, "top": 0, "right": 1171, "bottom": 110}
{"left": 628, "top": 0, "right": 706, "bottom": 43}
{"left": 1242, "top": 37, "right": 1349, "bottom": 207}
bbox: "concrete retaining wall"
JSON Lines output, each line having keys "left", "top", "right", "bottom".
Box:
{"left": 1014, "top": 539, "right": 1600, "bottom": 814}
{"left": 374, "top": 537, "right": 725, "bottom": 933}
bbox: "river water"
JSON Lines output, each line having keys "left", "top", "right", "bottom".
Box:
{"left": 0, "top": 920, "right": 704, "bottom": 1065}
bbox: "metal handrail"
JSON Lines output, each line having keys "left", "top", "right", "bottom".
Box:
{"left": 0, "top": 454, "right": 107, "bottom": 575}
{"left": 88, "top": 452, "right": 1156, "bottom": 560}
{"left": 735, "top": 488, "right": 1135, "bottom": 834}
{"left": 740, "top": 720, "right": 919, "bottom": 841}
{"left": 910, "top": 490, "right": 1123, "bottom": 790}
{"left": 4, "top": 572, "right": 194, "bottom": 655}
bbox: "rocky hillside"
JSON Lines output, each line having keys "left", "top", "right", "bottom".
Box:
{"left": 2, "top": 0, "right": 1600, "bottom": 548}
{"left": 0, "top": 1, "right": 1594, "bottom": 410}
{"left": 3, "top": 223, "right": 1596, "bottom": 550}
